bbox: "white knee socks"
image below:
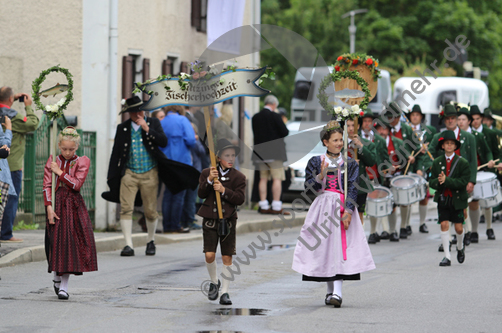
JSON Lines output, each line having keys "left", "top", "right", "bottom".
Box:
{"left": 59, "top": 274, "right": 70, "bottom": 292}
{"left": 457, "top": 230, "right": 464, "bottom": 250}
{"left": 369, "top": 216, "right": 377, "bottom": 234}
{"left": 205, "top": 260, "right": 218, "bottom": 284}
{"left": 334, "top": 280, "right": 343, "bottom": 298}
{"left": 469, "top": 208, "right": 480, "bottom": 233}
{"left": 120, "top": 219, "right": 133, "bottom": 248}
{"left": 53, "top": 272, "right": 61, "bottom": 288}
{"left": 485, "top": 208, "right": 493, "bottom": 229}
{"left": 326, "top": 281, "right": 334, "bottom": 294}
{"left": 441, "top": 231, "right": 451, "bottom": 260}
{"left": 146, "top": 218, "right": 158, "bottom": 242}
{"left": 388, "top": 211, "right": 397, "bottom": 233}
{"left": 221, "top": 265, "right": 232, "bottom": 294}
{"left": 419, "top": 205, "right": 427, "bottom": 225}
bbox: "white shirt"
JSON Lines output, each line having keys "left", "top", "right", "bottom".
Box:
{"left": 466, "top": 127, "right": 472, "bottom": 133}
{"left": 385, "top": 136, "right": 390, "bottom": 147}
{"left": 131, "top": 122, "right": 140, "bottom": 131}
{"left": 392, "top": 122, "right": 401, "bottom": 134}
{"left": 473, "top": 124, "right": 483, "bottom": 133}
{"left": 411, "top": 124, "right": 421, "bottom": 131}
{"left": 362, "top": 130, "right": 375, "bottom": 141}
{"left": 445, "top": 152, "right": 455, "bottom": 162}
{"left": 453, "top": 126, "right": 460, "bottom": 138}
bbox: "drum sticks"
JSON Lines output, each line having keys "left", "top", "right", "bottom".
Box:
{"left": 477, "top": 159, "right": 500, "bottom": 170}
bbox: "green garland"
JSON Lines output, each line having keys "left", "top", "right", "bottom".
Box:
{"left": 32, "top": 65, "right": 74, "bottom": 120}
{"left": 334, "top": 53, "right": 381, "bottom": 82}
{"left": 317, "top": 70, "right": 371, "bottom": 119}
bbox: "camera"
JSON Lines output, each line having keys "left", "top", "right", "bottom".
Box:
{"left": 0, "top": 115, "right": 5, "bottom": 124}
{"left": 18, "top": 96, "right": 25, "bottom": 102}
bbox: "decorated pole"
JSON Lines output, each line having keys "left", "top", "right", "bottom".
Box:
{"left": 32, "top": 66, "right": 74, "bottom": 205}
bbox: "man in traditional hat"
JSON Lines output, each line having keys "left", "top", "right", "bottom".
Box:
{"left": 198, "top": 138, "right": 246, "bottom": 306}
{"left": 374, "top": 115, "right": 411, "bottom": 242}
{"left": 429, "top": 131, "right": 470, "bottom": 266}
{"left": 457, "top": 106, "right": 494, "bottom": 245}
{"left": 383, "top": 103, "right": 419, "bottom": 239}
{"left": 428, "top": 104, "right": 477, "bottom": 251}
{"left": 483, "top": 107, "right": 502, "bottom": 136}
{"left": 469, "top": 105, "right": 498, "bottom": 241}
{"left": 102, "top": 96, "right": 199, "bottom": 256}
{"left": 404, "top": 104, "right": 436, "bottom": 234}
{"left": 359, "top": 108, "right": 390, "bottom": 242}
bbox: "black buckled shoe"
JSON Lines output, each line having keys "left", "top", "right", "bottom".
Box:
{"left": 487, "top": 228, "right": 496, "bottom": 240}
{"left": 219, "top": 293, "right": 232, "bottom": 305}
{"left": 470, "top": 232, "right": 479, "bottom": 243}
{"left": 457, "top": 247, "right": 465, "bottom": 264}
{"left": 58, "top": 290, "right": 69, "bottom": 300}
{"left": 419, "top": 223, "right": 429, "bottom": 233}
{"left": 390, "top": 232, "right": 400, "bottom": 242}
{"left": 439, "top": 257, "right": 451, "bottom": 266}
{"left": 464, "top": 232, "right": 471, "bottom": 246}
{"left": 406, "top": 225, "right": 412, "bottom": 235}
{"left": 451, "top": 235, "right": 457, "bottom": 244}
{"left": 330, "top": 293, "right": 342, "bottom": 308}
{"left": 145, "top": 241, "right": 156, "bottom": 255}
{"left": 380, "top": 231, "right": 390, "bottom": 239}
{"left": 374, "top": 232, "right": 381, "bottom": 242}
{"left": 53, "top": 280, "right": 60, "bottom": 295}
{"left": 325, "top": 293, "right": 333, "bottom": 305}
{"left": 368, "top": 233, "right": 378, "bottom": 244}
{"left": 399, "top": 228, "right": 408, "bottom": 239}
{"left": 120, "top": 245, "right": 135, "bottom": 256}
{"left": 480, "top": 215, "right": 485, "bottom": 223}
{"left": 208, "top": 280, "right": 221, "bottom": 301}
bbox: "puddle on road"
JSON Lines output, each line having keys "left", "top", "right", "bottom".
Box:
{"left": 211, "top": 308, "right": 269, "bottom": 316}
{"left": 267, "top": 244, "right": 295, "bottom": 250}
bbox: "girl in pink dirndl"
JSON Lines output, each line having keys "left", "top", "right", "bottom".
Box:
{"left": 43, "top": 127, "right": 98, "bottom": 300}
{"left": 292, "top": 121, "right": 375, "bottom": 308}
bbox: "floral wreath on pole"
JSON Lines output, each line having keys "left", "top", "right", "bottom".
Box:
{"left": 32, "top": 65, "right": 74, "bottom": 120}
{"left": 334, "top": 53, "right": 381, "bottom": 81}
{"left": 317, "top": 70, "right": 371, "bottom": 121}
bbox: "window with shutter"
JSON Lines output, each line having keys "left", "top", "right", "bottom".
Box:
{"left": 191, "top": 0, "right": 207, "bottom": 33}
{"left": 142, "top": 58, "right": 150, "bottom": 101}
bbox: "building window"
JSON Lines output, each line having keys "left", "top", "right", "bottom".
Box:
{"left": 191, "top": 0, "right": 207, "bottom": 32}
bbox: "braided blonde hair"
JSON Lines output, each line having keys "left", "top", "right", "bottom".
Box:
{"left": 58, "top": 126, "right": 81, "bottom": 145}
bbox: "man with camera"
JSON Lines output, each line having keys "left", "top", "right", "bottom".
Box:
{"left": 0, "top": 87, "right": 40, "bottom": 243}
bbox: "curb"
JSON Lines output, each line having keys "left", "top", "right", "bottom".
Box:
{"left": 0, "top": 213, "right": 307, "bottom": 268}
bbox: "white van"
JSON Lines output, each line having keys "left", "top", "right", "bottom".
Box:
{"left": 290, "top": 67, "right": 392, "bottom": 122}
{"left": 393, "top": 77, "right": 489, "bottom": 129}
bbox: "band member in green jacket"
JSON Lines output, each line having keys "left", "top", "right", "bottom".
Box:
{"left": 429, "top": 131, "right": 470, "bottom": 266}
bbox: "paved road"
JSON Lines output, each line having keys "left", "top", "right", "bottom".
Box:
{"left": 1, "top": 215, "right": 502, "bottom": 333}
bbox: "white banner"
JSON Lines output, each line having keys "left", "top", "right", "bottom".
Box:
{"left": 207, "top": 0, "right": 246, "bottom": 54}
{"left": 141, "top": 68, "right": 269, "bottom": 110}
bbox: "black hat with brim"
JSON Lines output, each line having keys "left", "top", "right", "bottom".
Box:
{"left": 406, "top": 104, "right": 425, "bottom": 121}
{"left": 457, "top": 107, "right": 472, "bottom": 121}
{"left": 374, "top": 115, "right": 391, "bottom": 129}
{"left": 119, "top": 96, "right": 144, "bottom": 115}
{"left": 483, "top": 107, "right": 495, "bottom": 120}
{"left": 361, "top": 107, "right": 377, "bottom": 119}
{"left": 439, "top": 130, "right": 461, "bottom": 151}
{"left": 469, "top": 105, "right": 482, "bottom": 117}
{"left": 216, "top": 138, "right": 240, "bottom": 156}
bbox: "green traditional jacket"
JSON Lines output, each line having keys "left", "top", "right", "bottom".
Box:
{"left": 379, "top": 136, "right": 410, "bottom": 177}
{"left": 471, "top": 129, "right": 493, "bottom": 167}
{"left": 480, "top": 125, "right": 500, "bottom": 161}
{"left": 428, "top": 129, "right": 477, "bottom": 184}
{"left": 359, "top": 130, "right": 387, "bottom": 183}
{"left": 429, "top": 154, "right": 470, "bottom": 210}
{"left": 352, "top": 137, "right": 377, "bottom": 194}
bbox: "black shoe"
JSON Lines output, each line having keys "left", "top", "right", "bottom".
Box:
{"left": 325, "top": 293, "right": 333, "bottom": 305}
{"left": 219, "top": 293, "right": 232, "bottom": 305}
{"left": 380, "top": 231, "right": 390, "bottom": 240}
{"left": 120, "top": 245, "right": 135, "bottom": 256}
{"left": 439, "top": 257, "right": 451, "bottom": 266}
{"left": 399, "top": 228, "right": 408, "bottom": 239}
{"left": 374, "top": 232, "right": 381, "bottom": 242}
{"left": 208, "top": 280, "right": 221, "bottom": 301}
{"left": 53, "top": 280, "right": 60, "bottom": 295}
{"left": 471, "top": 232, "right": 479, "bottom": 243}
{"left": 406, "top": 225, "right": 412, "bottom": 235}
{"left": 145, "top": 241, "right": 156, "bottom": 255}
{"left": 480, "top": 215, "right": 485, "bottom": 223}
{"left": 419, "top": 223, "right": 429, "bottom": 233}
{"left": 58, "top": 290, "right": 69, "bottom": 300}
{"left": 487, "top": 228, "right": 496, "bottom": 240}
{"left": 389, "top": 232, "right": 399, "bottom": 242}
{"left": 438, "top": 242, "right": 452, "bottom": 252}
{"left": 329, "top": 293, "right": 342, "bottom": 308}
{"left": 368, "top": 233, "right": 378, "bottom": 244}
{"left": 464, "top": 232, "right": 471, "bottom": 246}
{"left": 451, "top": 235, "right": 457, "bottom": 244}
{"left": 457, "top": 247, "right": 465, "bottom": 264}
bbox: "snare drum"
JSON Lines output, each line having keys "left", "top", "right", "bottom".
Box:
{"left": 390, "top": 175, "right": 420, "bottom": 205}
{"left": 472, "top": 171, "right": 499, "bottom": 200}
{"left": 479, "top": 186, "right": 502, "bottom": 208}
{"left": 409, "top": 173, "right": 427, "bottom": 201}
{"left": 366, "top": 186, "right": 394, "bottom": 217}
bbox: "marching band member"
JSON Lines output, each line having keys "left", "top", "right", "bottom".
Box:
{"left": 483, "top": 108, "right": 502, "bottom": 136}
{"left": 374, "top": 115, "right": 411, "bottom": 242}
{"left": 457, "top": 106, "right": 493, "bottom": 246}
{"left": 429, "top": 131, "right": 469, "bottom": 266}
{"left": 469, "top": 105, "right": 498, "bottom": 241}
{"left": 385, "top": 103, "right": 417, "bottom": 239}
{"left": 405, "top": 105, "right": 436, "bottom": 234}
{"left": 428, "top": 104, "right": 477, "bottom": 251}
{"left": 345, "top": 119, "right": 377, "bottom": 227}
{"left": 360, "top": 109, "right": 391, "bottom": 243}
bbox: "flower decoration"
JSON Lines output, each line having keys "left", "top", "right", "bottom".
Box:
{"left": 317, "top": 69, "right": 371, "bottom": 120}
{"left": 333, "top": 53, "right": 381, "bottom": 82}
{"left": 439, "top": 110, "right": 445, "bottom": 118}
{"left": 32, "top": 65, "right": 74, "bottom": 120}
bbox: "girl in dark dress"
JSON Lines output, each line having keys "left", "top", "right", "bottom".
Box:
{"left": 43, "top": 126, "right": 97, "bottom": 300}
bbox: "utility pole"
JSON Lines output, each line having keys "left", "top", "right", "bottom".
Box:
{"left": 342, "top": 9, "right": 367, "bottom": 53}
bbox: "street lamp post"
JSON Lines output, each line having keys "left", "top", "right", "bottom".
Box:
{"left": 342, "top": 9, "right": 367, "bottom": 53}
